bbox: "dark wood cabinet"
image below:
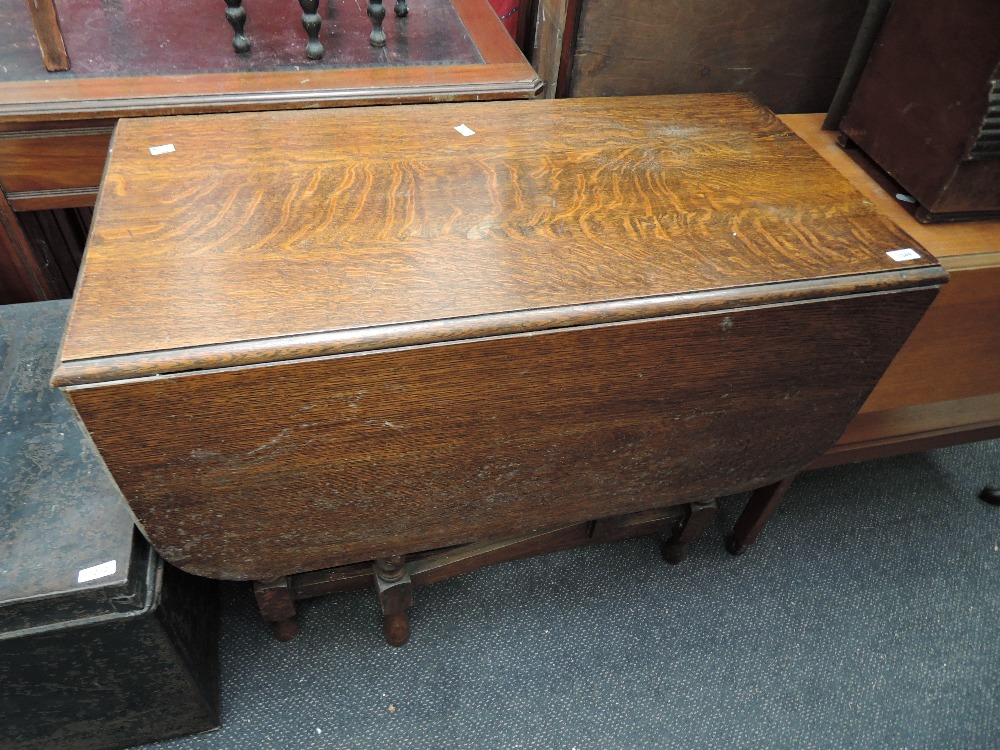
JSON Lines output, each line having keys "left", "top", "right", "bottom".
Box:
{"left": 839, "top": 0, "right": 1000, "bottom": 222}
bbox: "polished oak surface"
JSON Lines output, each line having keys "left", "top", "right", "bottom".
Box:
{"left": 57, "top": 95, "right": 946, "bottom": 581}
{"left": 59, "top": 93, "right": 937, "bottom": 373}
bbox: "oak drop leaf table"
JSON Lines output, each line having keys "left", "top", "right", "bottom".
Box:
{"left": 53, "top": 94, "right": 946, "bottom": 644}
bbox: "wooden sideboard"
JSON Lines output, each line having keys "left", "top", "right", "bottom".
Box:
{"left": 777, "top": 114, "right": 1000, "bottom": 469}
{"left": 0, "top": 0, "right": 539, "bottom": 304}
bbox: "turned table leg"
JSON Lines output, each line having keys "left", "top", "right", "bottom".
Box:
{"left": 726, "top": 475, "right": 798, "bottom": 555}
{"left": 394, "top": 0, "right": 409, "bottom": 17}
{"left": 254, "top": 576, "right": 301, "bottom": 641}
{"left": 374, "top": 556, "right": 413, "bottom": 646}
{"left": 224, "top": 0, "right": 251, "bottom": 53}
{"left": 661, "top": 499, "right": 718, "bottom": 564}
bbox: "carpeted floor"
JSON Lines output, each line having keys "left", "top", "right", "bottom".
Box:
{"left": 143, "top": 439, "right": 1000, "bottom": 750}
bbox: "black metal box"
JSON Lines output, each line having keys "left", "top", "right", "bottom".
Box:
{"left": 1, "top": 301, "right": 220, "bottom": 750}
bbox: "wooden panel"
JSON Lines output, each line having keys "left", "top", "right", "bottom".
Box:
{"left": 839, "top": 0, "right": 1000, "bottom": 214}
{"left": 0, "top": 190, "right": 63, "bottom": 304}
{"left": 817, "top": 393, "right": 1000, "bottom": 468}
{"left": 17, "top": 207, "right": 92, "bottom": 297}
{"left": 568, "top": 0, "right": 868, "bottom": 114}
{"left": 59, "top": 94, "right": 936, "bottom": 366}
{"left": 0, "top": 127, "right": 111, "bottom": 194}
{"left": 66, "top": 290, "right": 936, "bottom": 580}
{"left": 858, "top": 266, "right": 1000, "bottom": 412}
{"left": 530, "top": 0, "right": 571, "bottom": 97}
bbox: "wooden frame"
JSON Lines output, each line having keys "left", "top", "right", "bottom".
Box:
{"left": 0, "top": 0, "right": 540, "bottom": 124}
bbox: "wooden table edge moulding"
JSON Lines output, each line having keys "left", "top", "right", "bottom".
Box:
{"left": 55, "top": 94, "right": 947, "bottom": 644}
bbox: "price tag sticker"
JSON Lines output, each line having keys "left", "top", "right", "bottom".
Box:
{"left": 887, "top": 248, "right": 921, "bottom": 262}
{"left": 454, "top": 124, "right": 476, "bottom": 137}
{"left": 149, "top": 144, "right": 176, "bottom": 156}
{"left": 78, "top": 560, "right": 117, "bottom": 584}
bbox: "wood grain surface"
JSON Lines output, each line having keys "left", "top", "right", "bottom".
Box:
{"left": 567, "top": 0, "right": 869, "bottom": 113}
{"left": 23, "top": 0, "right": 69, "bottom": 72}
{"left": 66, "top": 289, "right": 936, "bottom": 580}
{"left": 58, "top": 93, "right": 938, "bottom": 374}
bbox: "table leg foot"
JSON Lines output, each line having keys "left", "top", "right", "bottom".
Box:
{"left": 980, "top": 486, "right": 1000, "bottom": 506}
{"left": 375, "top": 556, "right": 413, "bottom": 647}
{"left": 727, "top": 475, "right": 798, "bottom": 555}
{"left": 368, "top": 0, "right": 387, "bottom": 46}
{"left": 394, "top": 0, "right": 409, "bottom": 17}
{"left": 660, "top": 499, "right": 717, "bottom": 565}
{"left": 254, "top": 576, "right": 300, "bottom": 641}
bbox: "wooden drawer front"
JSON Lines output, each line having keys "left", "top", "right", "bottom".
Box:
{"left": 0, "top": 127, "right": 111, "bottom": 208}
{"left": 859, "top": 264, "right": 1000, "bottom": 413}
{"left": 67, "top": 289, "right": 935, "bottom": 581}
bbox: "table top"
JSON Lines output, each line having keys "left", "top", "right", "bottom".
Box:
{"left": 56, "top": 93, "right": 944, "bottom": 386}
{"left": 0, "top": 0, "right": 537, "bottom": 123}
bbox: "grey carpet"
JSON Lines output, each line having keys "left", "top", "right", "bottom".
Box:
{"left": 143, "top": 439, "right": 1000, "bottom": 750}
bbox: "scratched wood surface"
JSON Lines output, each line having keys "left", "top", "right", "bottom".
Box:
{"left": 57, "top": 94, "right": 946, "bottom": 581}
{"left": 59, "top": 93, "right": 937, "bottom": 372}
{"left": 66, "top": 290, "right": 936, "bottom": 580}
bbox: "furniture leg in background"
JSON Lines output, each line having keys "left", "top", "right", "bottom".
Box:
{"left": 24, "top": 0, "right": 70, "bottom": 71}
{"left": 253, "top": 502, "right": 716, "bottom": 644}
{"left": 980, "top": 486, "right": 1000, "bottom": 506}
{"left": 725, "top": 476, "right": 798, "bottom": 556}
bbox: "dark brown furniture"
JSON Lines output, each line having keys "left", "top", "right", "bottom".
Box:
{"left": 731, "top": 114, "right": 1000, "bottom": 552}
{"left": 54, "top": 94, "right": 944, "bottom": 644}
{"left": 838, "top": 0, "right": 1000, "bottom": 223}
{"left": 0, "top": 0, "right": 540, "bottom": 304}
{"left": 1, "top": 301, "right": 220, "bottom": 750}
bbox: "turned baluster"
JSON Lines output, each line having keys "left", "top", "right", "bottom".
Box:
{"left": 298, "top": 0, "right": 324, "bottom": 60}
{"left": 367, "top": 0, "right": 387, "bottom": 47}
{"left": 224, "top": 0, "right": 251, "bottom": 53}
{"left": 394, "top": 0, "right": 409, "bottom": 18}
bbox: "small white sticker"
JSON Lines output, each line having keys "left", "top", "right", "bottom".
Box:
{"left": 149, "top": 144, "right": 175, "bottom": 156}
{"left": 454, "top": 124, "right": 476, "bottom": 137}
{"left": 887, "top": 248, "right": 921, "bottom": 262}
{"left": 78, "top": 560, "right": 117, "bottom": 583}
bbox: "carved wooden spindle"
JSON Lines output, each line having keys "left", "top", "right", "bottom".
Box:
{"left": 374, "top": 556, "right": 412, "bottom": 646}
{"left": 394, "top": 0, "right": 409, "bottom": 18}
{"left": 298, "top": 0, "right": 324, "bottom": 60}
{"left": 367, "top": 0, "right": 387, "bottom": 47}
{"left": 224, "top": 0, "right": 251, "bottom": 54}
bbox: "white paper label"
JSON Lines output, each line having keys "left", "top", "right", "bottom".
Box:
{"left": 454, "top": 124, "right": 476, "bottom": 137}
{"left": 149, "top": 144, "right": 176, "bottom": 156}
{"left": 887, "top": 248, "right": 921, "bottom": 262}
{"left": 78, "top": 560, "right": 117, "bottom": 583}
